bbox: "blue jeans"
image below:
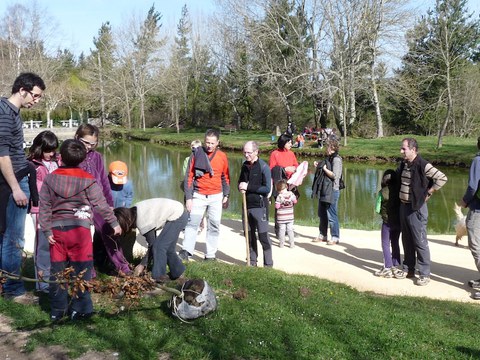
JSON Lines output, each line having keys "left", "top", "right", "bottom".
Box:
{"left": 0, "top": 176, "right": 30, "bottom": 296}
{"left": 32, "top": 214, "right": 51, "bottom": 293}
{"left": 318, "top": 190, "right": 340, "bottom": 241}
{"left": 182, "top": 192, "right": 223, "bottom": 259}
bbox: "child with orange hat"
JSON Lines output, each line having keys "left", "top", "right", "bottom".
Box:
{"left": 108, "top": 160, "right": 134, "bottom": 208}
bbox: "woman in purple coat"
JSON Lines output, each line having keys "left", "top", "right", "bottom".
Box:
{"left": 75, "top": 124, "right": 131, "bottom": 275}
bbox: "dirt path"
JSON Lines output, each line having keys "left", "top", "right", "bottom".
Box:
{"left": 206, "top": 220, "right": 480, "bottom": 304}
{"left": 25, "top": 219, "right": 480, "bottom": 304}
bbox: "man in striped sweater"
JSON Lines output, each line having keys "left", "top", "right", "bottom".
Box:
{"left": 394, "top": 138, "right": 448, "bottom": 286}
{"left": 0, "top": 73, "right": 45, "bottom": 304}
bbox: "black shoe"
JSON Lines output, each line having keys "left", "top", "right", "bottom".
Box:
{"left": 393, "top": 269, "right": 416, "bottom": 279}
{"left": 178, "top": 249, "right": 192, "bottom": 261}
{"left": 70, "top": 311, "right": 93, "bottom": 321}
{"left": 204, "top": 257, "right": 216, "bottom": 262}
{"left": 155, "top": 275, "right": 171, "bottom": 284}
{"left": 472, "top": 291, "right": 480, "bottom": 300}
{"left": 468, "top": 279, "right": 480, "bottom": 289}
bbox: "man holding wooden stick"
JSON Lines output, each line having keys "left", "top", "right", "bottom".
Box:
{"left": 238, "top": 141, "right": 273, "bottom": 267}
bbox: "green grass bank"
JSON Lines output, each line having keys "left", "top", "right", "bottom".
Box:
{"left": 109, "top": 128, "right": 478, "bottom": 167}
{"left": 2, "top": 261, "right": 479, "bottom": 359}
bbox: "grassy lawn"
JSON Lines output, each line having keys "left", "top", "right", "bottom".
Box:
{"left": 1, "top": 261, "right": 480, "bottom": 359}
{"left": 111, "top": 128, "right": 478, "bottom": 166}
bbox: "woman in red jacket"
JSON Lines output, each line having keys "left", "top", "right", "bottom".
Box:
{"left": 269, "top": 134, "right": 298, "bottom": 239}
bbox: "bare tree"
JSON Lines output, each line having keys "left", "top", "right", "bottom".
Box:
{"left": 399, "top": 0, "right": 480, "bottom": 147}
{"left": 163, "top": 5, "right": 192, "bottom": 131}
{"left": 452, "top": 64, "right": 480, "bottom": 136}
{"left": 88, "top": 22, "right": 117, "bottom": 127}
{"left": 114, "top": 6, "right": 165, "bottom": 130}
{"left": 132, "top": 6, "right": 164, "bottom": 130}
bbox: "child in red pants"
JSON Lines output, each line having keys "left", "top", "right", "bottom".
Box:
{"left": 39, "top": 139, "right": 121, "bottom": 321}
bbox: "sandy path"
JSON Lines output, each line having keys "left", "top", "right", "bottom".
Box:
{"left": 178, "top": 219, "right": 480, "bottom": 304}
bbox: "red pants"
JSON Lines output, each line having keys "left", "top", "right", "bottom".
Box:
{"left": 49, "top": 226, "right": 94, "bottom": 317}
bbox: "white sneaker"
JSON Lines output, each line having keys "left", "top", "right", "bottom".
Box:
{"left": 374, "top": 267, "right": 393, "bottom": 278}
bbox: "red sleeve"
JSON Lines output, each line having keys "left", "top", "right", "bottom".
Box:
{"left": 292, "top": 152, "right": 299, "bottom": 168}
{"left": 269, "top": 150, "right": 278, "bottom": 169}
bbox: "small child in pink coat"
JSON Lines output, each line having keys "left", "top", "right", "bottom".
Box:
{"left": 275, "top": 179, "right": 297, "bottom": 248}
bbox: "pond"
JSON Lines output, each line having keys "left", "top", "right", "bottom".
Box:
{"left": 100, "top": 141, "right": 469, "bottom": 234}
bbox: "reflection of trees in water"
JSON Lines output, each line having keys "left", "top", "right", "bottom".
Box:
{"left": 101, "top": 142, "right": 468, "bottom": 234}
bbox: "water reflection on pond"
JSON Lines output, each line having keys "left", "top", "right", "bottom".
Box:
{"left": 100, "top": 141, "right": 469, "bottom": 234}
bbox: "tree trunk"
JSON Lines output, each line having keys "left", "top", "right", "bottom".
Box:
{"left": 46, "top": 110, "right": 52, "bottom": 128}
{"left": 123, "top": 76, "right": 131, "bottom": 129}
{"left": 98, "top": 52, "right": 105, "bottom": 128}
{"left": 175, "top": 99, "right": 180, "bottom": 134}
{"left": 436, "top": 68, "right": 453, "bottom": 149}
{"left": 371, "top": 69, "right": 383, "bottom": 138}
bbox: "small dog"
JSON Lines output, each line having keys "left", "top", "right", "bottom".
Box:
{"left": 454, "top": 203, "right": 467, "bottom": 246}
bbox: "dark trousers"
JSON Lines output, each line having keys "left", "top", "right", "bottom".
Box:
{"left": 49, "top": 226, "right": 93, "bottom": 317}
{"left": 245, "top": 207, "right": 273, "bottom": 267}
{"left": 400, "top": 202, "right": 431, "bottom": 276}
{"left": 147, "top": 211, "right": 188, "bottom": 279}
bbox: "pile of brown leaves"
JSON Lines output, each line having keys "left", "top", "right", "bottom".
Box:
{"left": 0, "top": 267, "right": 162, "bottom": 303}
{"left": 90, "top": 273, "right": 158, "bottom": 300}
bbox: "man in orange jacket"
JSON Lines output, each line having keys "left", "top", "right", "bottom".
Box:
{"left": 179, "top": 129, "right": 230, "bottom": 261}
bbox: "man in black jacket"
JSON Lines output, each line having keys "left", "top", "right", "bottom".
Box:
{"left": 394, "top": 138, "right": 447, "bottom": 286}
{"left": 238, "top": 141, "right": 273, "bottom": 267}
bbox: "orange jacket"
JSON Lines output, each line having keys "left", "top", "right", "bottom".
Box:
{"left": 185, "top": 149, "right": 230, "bottom": 199}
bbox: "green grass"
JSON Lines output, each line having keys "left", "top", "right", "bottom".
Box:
{"left": 111, "top": 128, "right": 478, "bottom": 166}
{"left": 1, "top": 262, "right": 480, "bottom": 359}
{"left": 1, "top": 130, "right": 478, "bottom": 358}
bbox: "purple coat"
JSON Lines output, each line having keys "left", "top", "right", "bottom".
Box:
{"left": 78, "top": 150, "right": 113, "bottom": 207}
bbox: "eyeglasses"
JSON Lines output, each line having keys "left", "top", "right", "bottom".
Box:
{"left": 26, "top": 90, "right": 42, "bottom": 100}
{"left": 243, "top": 151, "right": 256, "bottom": 156}
{"left": 79, "top": 138, "right": 98, "bottom": 147}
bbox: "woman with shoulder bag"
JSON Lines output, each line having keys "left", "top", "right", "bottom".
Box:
{"left": 311, "top": 135, "right": 343, "bottom": 245}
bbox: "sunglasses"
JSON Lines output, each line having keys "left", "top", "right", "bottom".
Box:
{"left": 79, "top": 138, "right": 98, "bottom": 147}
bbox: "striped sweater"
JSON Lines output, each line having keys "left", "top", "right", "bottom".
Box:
{"left": 275, "top": 190, "right": 297, "bottom": 224}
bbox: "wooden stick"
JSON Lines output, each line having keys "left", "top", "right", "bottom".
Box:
{"left": 242, "top": 192, "right": 250, "bottom": 266}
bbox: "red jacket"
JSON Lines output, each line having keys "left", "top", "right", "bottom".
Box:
{"left": 269, "top": 149, "right": 298, "bottom": 179}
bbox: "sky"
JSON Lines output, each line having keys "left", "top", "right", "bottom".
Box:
{"left": 0, "top": 0, "right": 479, "bottom": 57}
{"left": 0, "top": 0, "right": 216, "bottom": 56}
